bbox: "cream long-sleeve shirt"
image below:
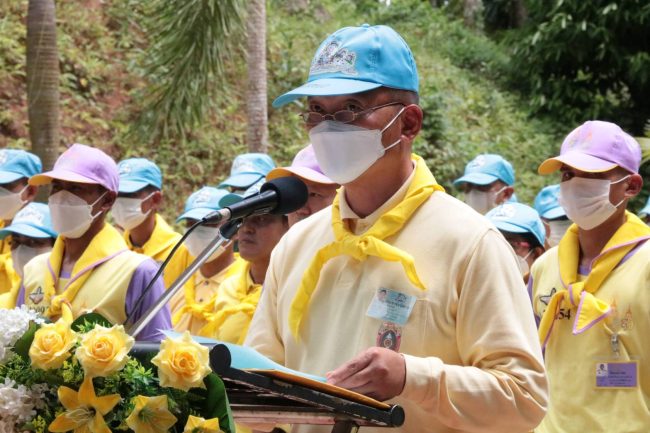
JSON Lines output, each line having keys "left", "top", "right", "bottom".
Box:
{"left": 245, "top": 171, "right": 547, "bottom": 433}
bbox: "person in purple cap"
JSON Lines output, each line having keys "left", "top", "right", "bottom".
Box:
{"left": 266, "top": 144, "right": 339, "bottom": 226}
{"left": 531, "top": 120, "right": 650, "bottom": 432}
{"left": 16, "top": 143, "right": 171, "bottom": 341}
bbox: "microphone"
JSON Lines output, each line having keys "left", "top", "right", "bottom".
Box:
{"left": 202, "top": 176, "right": 308, "bottom": 224}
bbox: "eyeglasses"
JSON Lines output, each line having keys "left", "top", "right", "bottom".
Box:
{"left": 299, "top": 102, "right": 404, "bottom": 126}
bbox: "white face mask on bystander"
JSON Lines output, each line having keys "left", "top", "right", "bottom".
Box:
{"left": 48, "top": 190, "right": 107, "bottom": 239}
{"left": 559, "top": 176, "right": 629, "bottom": 230}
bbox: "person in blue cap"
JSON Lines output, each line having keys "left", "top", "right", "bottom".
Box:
{"left": 453, "top": 154, "right": 516, "bottom": 214}
{"left": 218, "top": 153, "right": 275, "bottom": 192}
{"left": 113, "top": 158, "right": 187, "bottom": 289}
{"left": 244, "top": 24, "right": 547, "bottom": 433}
{"left": 534, "top": 184, "right": 572, "bottom": 247}
{"left": 0, "top": 149, "right": 42, "bottom": 295}
{"left": 486, "top": 203, "right": 546, "bottom": 282}
{"left": 0, "top": 203, "right": 57, "bottom": 308}
{"left": 638, "top": 196, "right": 650, "bottom": 225}
{"left": 169, "top": 186, "right": 246, "bottom": 335}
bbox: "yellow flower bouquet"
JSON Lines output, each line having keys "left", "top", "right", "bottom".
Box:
{"left": 0, "top": 308, "right": 232, "bottom": 433}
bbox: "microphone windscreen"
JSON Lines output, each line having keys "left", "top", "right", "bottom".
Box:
{"left": 261, "top": 176, "right": 308, "bottom": 215}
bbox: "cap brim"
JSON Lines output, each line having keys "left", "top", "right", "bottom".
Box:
{"left": 453, "top": 172, "right": 499, "bottom": 186}
{"left": 272, "top": 78, "right": 382, "bottom": 108}
{"left": 118, "top": 180, "right": 150, "bottom": 194}
{"left": 0, "top": 223, "right": 55, "bottom": 239}
{"left": 218, "top": 193, "right": 243, "bottom": 208}
{"left": 0, "top": 171, "right": 26, "bottom": 184}
{"left": 267, "top": 167, "right": 335, "bottom": 185}
{"left": 218, "top": 173, "right": 264, "bottom": 190}
{"left": 176, "top": 207, "right": 216, "bottom": 223}
{"left": 538, "top": 152, "right": 619, "bottom": 175}
{"left": 29, "top": 169, "right": 100, "bottom": 186}
{"left": 541, "top": 206, "right": 566, "bottom": 220}
{"left": 639, "top": 204, "right": 650, "bottom": 217}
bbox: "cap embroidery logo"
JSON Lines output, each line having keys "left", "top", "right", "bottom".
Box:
{"left": 493, "top": 204, "right": 516, "bottom": 219}
{"left": 0, "top": 150, "right": 7, "bottom": 165}
{"left": 232, "top": 159, "right": 259, "bottom": 174}
{"left": 310, "top": 40, "right": 358, "bottom": 76}
{"left": 468, "top": 155, "right": 486, "bottom": 169}
{"left": 15, "top": 207, "right": 45, "bottom": 225}
{"left": 192, "top": 189, "right": 214, "bottom": 206}
{"left": 119, "top": 163, "right": 132, "bottom": 176}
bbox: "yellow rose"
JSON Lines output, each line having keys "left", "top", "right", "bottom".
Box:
{"left": 29, "top": 320, "right": 77, "bottom": 370}
{"left": 75, "top": 324, "right": 134, "bottom": 377}
{"left": 151, "top": 331, "right": 211, "bottom": 391}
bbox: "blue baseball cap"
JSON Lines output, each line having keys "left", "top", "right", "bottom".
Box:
{"left": 117, "top": 158, "right": 163, "bottom": 193}
{"left": 0, "top": 203, "right": 57, "bottom": 239}
{"left": 272, "top": 24, "right": 419, "bottom": 107}
{"left": 0, "top": 149, "right": 42, "bottom": 184}
{"left": 639, "top": 196, "right": 650, "bottom": 218}
{"left": 453, "top": 154, "right": 515, "bottom": 187}
{"left": 177, "top": 186, "right": 243, "bottom": 222}
{"left": 486, "top": 203, "right": 545, "bottom": 247}
{"left": 218, "top": 153, "right": 275, "bottom": 190}
{"left": 218, "top": 178, "right": 266, "bottom": 208}
{"left": 534, "top": 184, "right": 566, "bottom": 220}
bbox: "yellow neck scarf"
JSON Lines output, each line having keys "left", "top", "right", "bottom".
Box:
{"left": 45, "top": 224, "right": 128, "bottom": 320}
{"left": 171, "top": 253, "right": 241, "bottom": 325}
{"left": 199, "top": 262, "right": 262, "bottom": 339}
{"left": 539, "top": 211, "right": 650, "bottom": 346}
{"left": 124, "top": 214, "right": 178, "bottom": 258}
{"left": 288, "top": 154, "right": 444, "bottom": 338}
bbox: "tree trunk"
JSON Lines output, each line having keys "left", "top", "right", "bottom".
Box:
{"left": 26, "top": 0, "right": 60, "bottom": 185}
{"left": 245, "top": 0, "right": 268, "bottom": 153}
{"left": 463, "top": 0, "right": 484, "bottom": 30}
{"left": 511, "top": 0, "right": 527, "bottom": 28}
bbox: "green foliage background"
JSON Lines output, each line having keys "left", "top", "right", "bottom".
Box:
{"left": 2, "top": 0, "right": 647, "bottom": 222}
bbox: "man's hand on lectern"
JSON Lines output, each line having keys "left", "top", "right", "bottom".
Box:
{"left": 325, "top": 347, "right": 406, "bottom": 401}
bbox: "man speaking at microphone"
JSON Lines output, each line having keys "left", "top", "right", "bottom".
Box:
{"left": 245, "top": 25, "right": 547, "bottom": 433}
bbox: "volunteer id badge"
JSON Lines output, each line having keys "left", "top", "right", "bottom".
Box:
{"left": 366, "top": 287, "right": 416, "bottom": 325}
{"left": 595, "top": 361, "right": 639, "bottom": 389}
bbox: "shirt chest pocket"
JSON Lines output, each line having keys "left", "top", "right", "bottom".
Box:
{"left": 399, "top": 297, "right": 456, "bottom": 358}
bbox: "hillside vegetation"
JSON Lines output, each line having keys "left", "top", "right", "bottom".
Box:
{"left": 1, "top": 0, "right": 573, "bottom": 223}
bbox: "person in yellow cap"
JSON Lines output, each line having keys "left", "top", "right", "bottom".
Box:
{"left": 113, "top": 158, "right": 189, "bottom": 289}
{"left": 200, "top": 181, "right": 289, "bottom": 343}
{"left": 266, "top": 144, "right": 338, "bottom": 227}
{"left": 169, "top": 186, "right": 245, "bottom": 335}
{"left": 531, "top": 120, "right": 650, "bottom": 432}
{"left": 0, "top": 149, "right": 41, "bottom": 295}
{"left": 17, "top": 144, "right": 171, "bottom": 341}
{"left": 244, "top": 24, "right": 547, "bottom": 433}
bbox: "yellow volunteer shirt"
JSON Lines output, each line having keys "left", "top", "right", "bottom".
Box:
{"left": 170, "top": 257, "right": 245, "bottom": 335}
{"left": 0, "top": 220, "right": 10, "bottom": 254}
{"left": 124, "top": 213, "right": 187, "bottom": 289}
{"left": 245, "top": 167, "right": 547, "bottom": 433}
{"left": 531, "top": 242, "right": 650, "bottom": 432}
{"left": 203, "top": 261, "right": 262, "bottom": 344}
{"left": 0, "top": 252, "right": 19, "bottom": 295}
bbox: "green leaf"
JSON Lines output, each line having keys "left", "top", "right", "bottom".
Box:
{"left": 71, "top": 312, "right": 113, "bottom": 332}
{"left": 13, "top": 321, "right": 39, "bottom": 360}
{"left": 203, "top": 373, "right": 234, "bottom": 433}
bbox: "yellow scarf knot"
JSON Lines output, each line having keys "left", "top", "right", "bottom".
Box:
{"left": 45, "top": 224, "right": 128, "bottom": 320}
{"left": 538, "top": 211, "right": 650, "bottom": 347}
{"left": 288, "top": 154, "right": 444, "bottom": 339}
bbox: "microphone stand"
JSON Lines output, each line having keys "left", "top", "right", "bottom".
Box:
{"left": 127, "top": 219, "right": 243, "bottom": 338}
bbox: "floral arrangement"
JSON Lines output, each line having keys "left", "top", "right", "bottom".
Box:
{"left": 0, "top": 307, "right": 233, "bottom": 433}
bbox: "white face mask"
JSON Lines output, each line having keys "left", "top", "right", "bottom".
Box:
{"left": 184, "top": 225, "right": 226, "bottom": 262}
{"left": 559, "top": 176, "right": 628, "bottom": 230}
{"left": 0, "top": 186, "right": 27, "bottom": 220}
{"left": 48, "top": 190, "right": 107, "bottom": 239}
{"left": 516, "top": 250, "right": 532, "bottom": 276}
{"left": 309, "top": 107, "right": 406, "bottom": 184}
{"left": 11, "top": 244, "right": 52, "bottom": 278}
{"left": 465, "top": 186, "right": 506, "bottom": 215}
{"left": 112, "top": 193, "right": 155, "bottom": 231}
{"left": 547, "top": 219, "right": 573, "bottom": 247}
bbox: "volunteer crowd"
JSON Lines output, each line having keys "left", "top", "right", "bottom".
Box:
{"left": 1, "top": 23, "right": 648, "bottom": 433}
